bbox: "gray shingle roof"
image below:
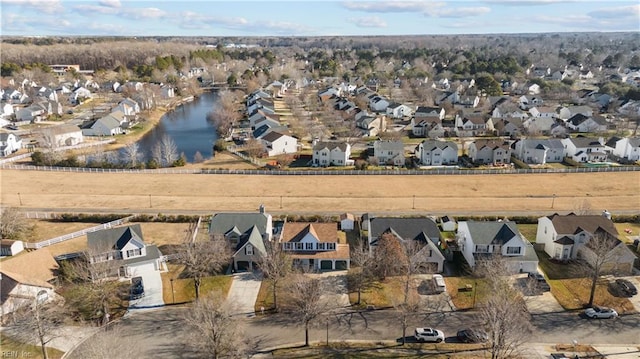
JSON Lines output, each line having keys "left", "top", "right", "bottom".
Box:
{"left": 313, "top": 141, "right": 349, "bottom": 152}
{"left": 463, "top": 221, "right": 522, "bottom": 245}
{"left": 210, "top": 213, "right": 270, "bottom": 237}
{"left": 87, "top": 224, "right": 145, "bottom": 252}
{"left": 369, "top": 217, "right": 440, "bottom": 246}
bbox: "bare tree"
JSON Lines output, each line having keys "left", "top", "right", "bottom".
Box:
{"left": 153, "top": 135, "right": 179, "bottom": 167}
{"left": 475, "top": 256, "right": 532, "bottom": 359}
{"left": 576, "top": 231, "right": 624, "bottom": 307}
{"left": 243, "top": 138, "right": 265, "bottom": 159}
{"left": 0, "top": 207, "right": 32, "bottom": 240}
{"left": 346, "top": 241, "right": 375, "bottom": 305}
{"left": 258, "top": 239, "right": 292, "bottom": 312}
{"left": 11, "top": 298, "right": 63, "bottom": 359}
{"left": 176, "top": 236, "right": 231, "bottom": 300}
{"left": 67, "top": 325, "right": 146, "bottom": 359}
{"left": 120, "top": 142, "right": 141, "bottom": 168}
{"left": 393, "top": 290, "right": 422, "bottom": 345}
{"left": 371, "top": 232, "right": 409, "bottom": 280}
{"left": 286, "top": 274, "right": 329, "bottom": 347}
{"left": 183, "top": 292, "right": 246, "bottom": 359}
{"left": 193, "top": 151, "right": 205, "bottom": 163}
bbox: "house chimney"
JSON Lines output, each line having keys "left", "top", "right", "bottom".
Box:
{"left": 602, "top": 209, "right": 611, "bottom": 219}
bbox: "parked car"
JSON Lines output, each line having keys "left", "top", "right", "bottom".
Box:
{"left": 614, "top": 279, "right": 638, "bottom": 296}
{"left": 528, "top": 271, "right": 551, "bottom": 292}
{"left": 414, "top": 327, "right": 445, "bottom": 343}
{"left": 456, "top": 328, "right": 488, "bottom": 343}
{"left": 130, "top": 276, "right": 145, "bottom": 300}
{"left": 551, "top": 353, "right": 571, "bottom": 359}
{"left": 584, "top": 306, "right": 618, "bottom": 319}
{"left": 432, "top": 274, "right": 446, "bottom": 293}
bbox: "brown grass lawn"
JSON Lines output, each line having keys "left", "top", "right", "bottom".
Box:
{"left": 516, "top": 224, "right": 538, "bottom": 243}
{"left": 444, "top": 277, "right": 490, "bottom": 310}
{"left": 254, "top": 278, "right": 297, "bottom": 313}
{"left": 2, "top": 170, "right": 638, "bottom": 214}
{"left": 0, "top": 333, "right": 64, "bottom": 359}
{"left": 347, "top": 277, "right": 411, "bottom": 309}
{"left": 549, "top": 278, "right": 636, "bottom": 313}
{"left": 161, "top": 264, "right": 232, "bottom": 304}
{"left": 614, "top": 222, "right": 640, "bottom": 243}
{"left": 270, "top": 342, "right": 487, "bottom": 358}
{"left": 27, "top": 219, "right": 101, "bottom": 242}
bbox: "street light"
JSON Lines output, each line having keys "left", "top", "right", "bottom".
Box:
{"left": 412, "top": 195, "right": 416, "bottom": 210}
{"left": 149, "top": 194, "right": 152, "bottom": 208}
{"left": 17, "top": 192, "right": 22, "bottom": 206}
{"left": 551, "top": 193, "right": 556, "bottom": 209}
{"left": 170, "top": 278, "right": 175, "bottom": 304}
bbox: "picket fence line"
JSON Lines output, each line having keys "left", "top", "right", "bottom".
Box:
{"left": 24, "top": 215, "right": 135, "bottom": 249}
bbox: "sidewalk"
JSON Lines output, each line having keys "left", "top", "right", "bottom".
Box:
{"left": 226, "top": 271, "right": 263, "bottom": 317}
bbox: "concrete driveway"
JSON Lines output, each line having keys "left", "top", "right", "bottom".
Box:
{"left": 128, "top": 263, "right": 165, "bottom": 309}
{"left": 226, "top": 272, "right": 262, "bottom": 317}
{"left": 308, "top": 271, "right": 351, "bottom": 309}
{"left": 620, "top": 276, "right": 640, "bottom": 312}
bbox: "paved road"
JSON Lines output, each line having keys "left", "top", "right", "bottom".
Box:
{"left": 67, "top": 305, "right": 640, "bottom": 358}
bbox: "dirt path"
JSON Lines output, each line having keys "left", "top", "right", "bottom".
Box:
{"left": 1, "top": 170, "right": 638, "bottom": 214}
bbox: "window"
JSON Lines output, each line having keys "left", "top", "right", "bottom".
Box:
{"left": 317, "top": 243, "right": 325, "bottom": 250}
{"left": 305, "top": 242, "right": 314, "bottom": 250}
{"left": 475, "top": 245, "right": 489, "bottom": 253}
{"left": 327, "top": 243, "right": 336, "bottom": 250}
{"left": 126, "top": 249, "right": 141, "bottom": 257}
{"left": 246, "top": 244, "right": 254, "bottom": 256}
{"left": 506, "top": 246, "right": 521, "bottom": 255}
{"left": 295, "top": 243, "right": 303, "bottom": 250}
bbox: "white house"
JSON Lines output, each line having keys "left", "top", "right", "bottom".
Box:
{"left": 369, "top": 95, "right": 390, "bottom": 112}
{"left": 512, "top": 138, "right": 564, "bottom": 164}
{"left": 415, "top": 106, "right": 445, "bottom": 120}
{"left": 613, "top": 137, "right": 640, "bottom": 161}
{"left": 0, "top": 102, "right": 14, "bottom": 120}
{"left": 558, "top": 106, "right": 593, "bottom": 120}
{"left": 69, "top": 87, "right": 93, "bottom": 105}
{"left": 281, "top": 222, "right": 349, "bottom": 271}
{"left": 86, "top": 224, "right": 166, "bottom": 279}
{"left": 535, "top": 213, "right": 636, "bottom": 274}
{"left": 0, "top": 133, "right": 22, "bottom": 156}
{"left": 529, "top": 106, "right": 556, "bottom": 119}
{"left": 373, "top": 140, "right": 404, "bottom": 166}
{"left": 386, "top": 102, "right": 412, "bottom": 118}
{"left": 260, "top": 131, "right": 298, "bottom": 157}
{"left": 82, "top": 114, "right": 123, "bottom": 136}
{"left": 455, "top": 115, "right": 490, "bottom": 137}
{"left": 15, "top": 105, "right": 46, "bottom": 122}
{"left": 566, "top": 114, "right": 608, "bottom": 133}
{"left": 116, "top": 98, "right": 141, "bottom": 117}
{"left": 37, "top": 124, "right": 84, "bottom": 148}
{"left": 522, "top": 116, "right": 558, "bottom": 135}
{"left": 312, "top": 141, "right": 352, "bottom": 167}
{"left": 457, "top": 221, "right": 538, "bottom": 273}
{"left": 561, "top": 137, "right": 606, "bottom": 163}
{"left": 439, "top": 216, "right": 457, "bottom": 232}
{"left": 415, "top": 139, "right": 458, "bottom": 166}
{"left": 467, "top": 139, "right": 511, "bottom": 165}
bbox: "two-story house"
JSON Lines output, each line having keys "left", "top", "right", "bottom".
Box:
{"left": 561, "top": 136, "right": 606, "bottom": 163}
{"left": 312, "top": 141, "right": 352, "bottom": 167}
{"left": 512, "top": 138, "right": 565, "bottom": 164}
{"left": 260, "top": 131, "right": 298, "bottom": 157}
{"left": 415, "top": 139, "right": 458, "bottom": 166}
{"left": 281, "top": 222, "right": 349, "bottom": 271}
{"left": 467, "top": 139, "right": 511, "bottom": 165}
{"left": 373, "top": 140, "right": 405, "bottom": 166}
{"left": 367, "top": 216, "right": 445, "bottom": 272}
{"left": 612, "top": 137, "right": 640, "bottom": 162}
{"left": 457, "top": 221, "right": 538, "bottom": 273}
{"left": 209, "top": 206, "right": 273, "bottom": 271}
{"left": 0, "top": 133, "right": 22, "bottom": 157}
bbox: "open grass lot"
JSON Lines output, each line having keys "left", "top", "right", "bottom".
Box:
{"left": 444, "top": 277, "right": 490, "bottom": 310}
{"left": 2, "top": 170, "right": 638, "bottom": 214}
{"left": 26, "top": 219, "right": 101, "bottom": 242}
{"left": 160, "top": 264, "right": 232, "bottom": 304}
{"left": 614, "top": 222, "right": 640, "bottom": 242}
{"left": 347, "top": 277, "right": 410, "bottom": 309}
{"left": 270, "top": 342, "right": 487, "bottom": 358}
{"left": 0, "top": 333, "right": 65, "bottom": 359}
{"left": 516, "top": 224, "right": 539, "bottom": 243}
{"left": 548, "top": 278, "right": 636, "bottom": 314}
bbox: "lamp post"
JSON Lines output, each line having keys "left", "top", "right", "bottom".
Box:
{"left": 280, "top": 195, "right": 283, "bottom": 209}
{"left": 551, "top": 193, "right": 556, "bottom": 209}
{"left": 170, "top": 278, "right": 175, "bottom": 304}
{"left": 412, "top": 195, "right": 416, "bottom": 209}
{"left": 149, "top": 194, "right": 152, "bottom": 208}
{"left": 326, "top": 317, "right": 329, "bottom": 346}
{"left": 17, "top": 192, "right": 22, "bottom": 206}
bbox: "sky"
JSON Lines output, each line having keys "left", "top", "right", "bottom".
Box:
{"left": 1, "top": 0, "right": 639, "bottom": 37}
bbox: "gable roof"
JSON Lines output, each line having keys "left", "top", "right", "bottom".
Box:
{"left": 210, "top": 212, "right": 271, "bottom": 236}
{"left": 369, "top": 217, "right": 440, "bottom": 246}
{"left": 281, "top": 222, "right": 338, "bottom": 243}
{"left": 0, "top": 248, "right": 58, "bottom": 288}
{"left": 418, "top": 139, "right": 457, "bottom": 152}
{"left": 547, "top": 213, "right": 618, "bottom": 237}
{"left": 313, "top": 141, "right": 349, "bottom": 152}
{"left": 463, "top": 221, "right": 522, "bottom": 245}
{"left": 567, "top": 137, "right": 602, "bottom": 148}
{"left": 234, "top": 225, "right": 267, "bottom": 257}
{"left": 87, "top": 224, "right": 145, "bottom": 252}
{"left": 472, "top": 139, "right": 510, "bottom": 151}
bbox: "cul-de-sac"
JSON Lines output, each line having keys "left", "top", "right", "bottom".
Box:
{"left": 1, "top": 2, "right": 640, "bottom": 358}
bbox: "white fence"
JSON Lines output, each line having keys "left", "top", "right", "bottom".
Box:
{"left": 0, "top": 139, "right": 116, "bottom": 165}
{"left": 25, "top": 215, "right": 135, "bottom": 249}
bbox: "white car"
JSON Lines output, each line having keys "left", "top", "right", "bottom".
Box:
{"left": 584, "top": 306, "right": 618, "bottom": 319}
{"left": 432, "top": 274, "right": 446, "bottom": 293}
{"left": 414, "top": 327, "right": 445, "bottom": 343}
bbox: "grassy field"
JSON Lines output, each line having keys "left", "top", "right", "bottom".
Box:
{"left": 161, "top": 264, "right": 233, "bottom": 304}
{"left": 444, "top": 277, "right": 490, "bottom": 310}
{"left": 0, "top": 333, "right": 65, "bottom": 359}
{"left": 2, "top": 170, "right": 638, "bottom": 214}
{"left": 548, "top": 278, "right": 636, "bottom": 313}
{"left": 270, "top": 342, "right": 487, "bottom": 358}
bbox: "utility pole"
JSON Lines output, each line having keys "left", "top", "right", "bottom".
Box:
{"left": 551, "top": 193, "right": 556, "bottom": 209}
{"left": 149, "top": 194, "right": 152, "bottom": 208}
{"left": 412, "top": 195, "right": 416, "bottom": 210}
{"left": 17, "top": 192, "right": 23, "bottom": 206}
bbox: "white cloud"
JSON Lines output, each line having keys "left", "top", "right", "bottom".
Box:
{"left": 347, "top": 16, "right": 388, "bottom": 28}
{"left": 587, "top": 5, "right": 640, "bottom": 19}
{"left": 425, "top": 6, "right": 491, "bottom": 18}
{"left": 120, "top": 7, "right": 167, "bottom": 20}
{"left": 98, "top": 0, "right": 121, "bottom": 8}
{"left": 1, "top": 0, "right": 64, "bottom": 14}
{"left": 342, "top": 1, "right": 443, "bottom": 13}
{"left": 73, "top": 4, "right": 119, "bottom": 15}
{"left": 483, "top": 0, "right": 577, "bottom": 5}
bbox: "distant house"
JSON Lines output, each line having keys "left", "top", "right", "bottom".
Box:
{"left": 457, "top": 221, "right": 538, "bottom": 273}
{"left": 566, "top": 114, "right": 607, "bottom": 133}
{"left": 281, "top": 222, "right": 349, "bottom": 271}
{"left": 36, "top": 124, "right": 83, "bottom": 147}
{"left": 81, "top": 113, "right": 123, "bottom": 136}
{"left": 536, "top": 213, "right": 635, "bottom": 275}
{"left": 415, "top": 106, "right": 445, "bottom": 120}
{"left": 557, "top": 106, "right": 593, "bottom": 120}
{"left": 356, "top": 115, "right": 383, "bottom": 137}
{"left": 492, "top": 117, "right": 523, "bottom": 137}
{"left": 373, "top": 140, "right": 404, "bottom": 166}
{"left": 512, "top": 138, "right": 564, "bottom": 164}
{"left": 411, "top": 116, "right": 443, "bottom": 138}
{"left": 612, "top": 137, "right": 640, "bottom": 161}
{"left": 367, "top": 217, "right": 445, "bottom": 273}
{"left": 260, "top": 131, "right": 298, "bottom": 157}
{"left": 16, "top": 104, "right": 47, "bottom": 122}
{"left": 0, "top": 133, "right": 22, "bottom": 156}
{"left": 340, "top": 213, "right": 355, "bottom": 231}
{"left": 209, "top": 206, "right": 273, "bottom": 271}
{"left": 467, "top": 139, "right": 511, "bottom": 165}
{"left": 561, "top": 137, "right": 606, "bottom": 163}
{"left": 0, "top": 240, "right": 24, "bottom": 257}
{"left": 1, "top": 248, "right": 59, "bottom": 317}
{"left": 312, "top": 141, "right": 352, "bottom": 167}
{"left": 369, "top": 95, "right": 390, "bottom": 112}
{"left": 415, "top": 139, "right": 458, "bottom": 166}
{"left": 386, "top": 102, "right": 412, "bottom": 118}
{"left": 455, "top": 115, "right": 491, "bottom": 137}
{"left": 86, "top": 224, "right": 166, "bottom": 279}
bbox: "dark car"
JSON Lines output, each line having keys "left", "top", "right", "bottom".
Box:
{"left": 528, "top": 272, "right": 551, "bottom": 292}
{"left": 130, "top": 276, "right": 145, "bottom": 300}
{"left": 456, "top": 328, "right": 488, "bottom": 343}
{"left": 615, "top": 279, "right": 638, "bottom": 296}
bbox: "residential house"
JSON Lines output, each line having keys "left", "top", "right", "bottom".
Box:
{"left": 459, "top": 95, "right": 480, "bottom": 108}
{"left": 457, "top": 220, "right": 538, "bottom": 273}
{"left": 86, "top": 224, "right": 166, "bottom": 279}
{"left": 535, "top": 213, "right": 636, "bottom": 274}
{"left": 435, "top": 91, "right": 459, "bottom": 105}
{"left": 209, "top": 206, "right": 272, "bottom": 271}
{"left": 527, "top": 83, "right": 541, "bottom": 95}
{"left": 312, "top": 141, "right": 352, "bottom": 167}
{"left": 81, "top": 112, "right": 123, "bottom": 136}
{"left": 566, "top": 114, "right": 608, "bottom": 133}
{"left": 612, "top": 137, "right": 640, "bottom": 161}
{"left": 412, "top": 118, "right": 446, "bottom": 139}
{"left": 1, "top": 248, "right": 59, "bottom": 317}
{"left": 356, "top": 115, "right": 383, "bottom": 137}
{"left": 0, "top": 133, "right": 22, "bottom": 156}
{"left": 579, "top": 70, "right": 594, "bottom": 80}
{"left": 340, "top": 213, "right": 355, "bottom": 231}
{"left": 15, "top": 104, "right": 47, "bottom": 123}
{"left": 386, "top": 102, "right": 412, "bottom": 118}
{"left": 529, "top": 106, "right": 557, "bottom": 119}
{"left": 252, "top": 124, "right": 288, "bottom": 140}
{"left": 415, "top": 106, "right": 445, "bottom": 120}
{"left": 455, "top": 114, "right": 491, "bottom": 137}
{"left": 0, "top": 240, "right": 24, "bottom": 257}
{"left": 512, "top": 138, "right": 565, "bottom": 164}
{"left": 160, "top": 85, "right": 175, "bottom": 99}
{"left": 36, "top": 124, "right": 83, "bottom": 147}
{"left": 561, "top": 137, "right": 606, "bottom": 162}
{"left": 0, "top": 102, "right": 14, "bottom": 120}
{"left": 492, "top": 117, "right": 523, "bottom": 137}
{"left": 251, "top": 114, "right": 281, "bottom": 131}
{"left": 265, "top": 80, "right": 287, "bottom": 97}
{"left": 467, "top": 139, "right": 511, "bottom": 165}
{"left": 281, "top": 222, "right": 349, "bottom": 271}
{"left": 116, "top": 98, "right": 141, "bottom": 119}
{"left": 557, "top": 105, "right": 593, "bottom": 120}
{"left": 260, "top": 131, "right": 298, "bottom": 157}
{"left": 415, "top": 139, "right": 458, "bottom": 166}
{"left": 367, "top": 217, "right": 445, "bottom": 273}
{"left": 373, "top": 140, "right": 404, "bottom": 166}
{"left": 522, "top": 116, "right": 560, "bottom": 136}
{"left": 369, "top": 95, "right": 390, "bottom": 112}
{"left": 551, "top": 70, "right": 568, "bottom": 81}
{"left": 69, "top": 87, "right": 92, "bottom": 105}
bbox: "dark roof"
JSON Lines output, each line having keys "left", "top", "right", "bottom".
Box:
{"left": 369, "top": 217, "right": 440, "bottom": 245}
{"left": 87, "top": 224, "right": 145, "bottom": 253}
{"left": 547, "top": 214, "right": 618, "bottom": 237}
{"left": 463, "top": 221, "right": 522, "bottom": 245}
{"left": 210, "top": 212, "right": 271, "bottom": 237}
{"left": 567, "top": 113, "right": 589, "bottom": 125}
{"left": 554, "top": 236, "right": 574, "bottom": 245}
{"left": 313, "top": 141, "right": 349, "bottom": 152}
